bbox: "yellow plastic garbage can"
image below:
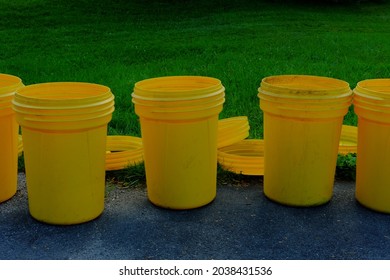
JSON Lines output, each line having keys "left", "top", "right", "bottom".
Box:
{"left": 132, "top": 76, "right": 225, "bottom": 209}
{"left": 258, "top": 75, "right": 352, "bottom": 206}
{"left": 13, "top": 82, "right": 115, "bottom": 224}
{"left": 353, "top": 79, "right": 390, "bottom": 213}
{"left": 0, "top": 74, "right": 24, "bottom": 203}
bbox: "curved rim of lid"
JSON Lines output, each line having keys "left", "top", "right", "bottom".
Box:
{"left": 338, "top": 125, "right": 357, "bottom": 154}
{"left": 18, "top": 135, "right": 23, "bottom": 156}
{"left": 106, "top": 135, "right": 143, "bottom": 171}
{"left": 218, "top": 116, "right": 250, "bottom": 148}
{"left": 218, "top": 139, "right": 264, "bottom": 176}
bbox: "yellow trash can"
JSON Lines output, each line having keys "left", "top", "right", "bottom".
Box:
{"left": 353, "top": 79, "right": 390, "bottom": 213}
{"left": 132, "top": 76, "right": 225, "bottom": 209}
{"left": 0, "top": 74, "right": 24, "bottom": 203}
{"left": 258, "top": 75, "right": 352, "bottom": 206}
{"left": 13, "top": 82, "right": 115, "bottom": 224}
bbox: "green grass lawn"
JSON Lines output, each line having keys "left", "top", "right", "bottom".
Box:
{"left": 2, "top": 0, "right": 390, "bottom": 179}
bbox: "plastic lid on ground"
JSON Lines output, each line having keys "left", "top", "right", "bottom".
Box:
{"left": 338, "top": 125, "right": 357, "bottom": 155}
{"left": 217, "top": 116, "right": 250, "bottom": 148}
{"left": 106, "top": 136, "right": 143, "bottom": 171}
{"left": 18, "top": 135, "right": 23, "bottom": 156}
{"left": 218, "top": 139, "right": 264, "bottom": 176}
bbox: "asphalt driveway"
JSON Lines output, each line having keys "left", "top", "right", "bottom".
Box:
{"left": 1, "top": 173, "right": 390, "bottom": 260}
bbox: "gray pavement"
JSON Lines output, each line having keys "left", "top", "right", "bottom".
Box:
{"left": 1, "top": 173, "right": 390, "bottom": 260}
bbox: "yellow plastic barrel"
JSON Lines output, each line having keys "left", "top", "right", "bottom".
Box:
{"left": 353, "top": 79, "right": 390, "bottom": 213}
{"left": 258, "top": 75, "right": 352, "bottom": 206}
{"left": 0, "top": 74, "right": 24, "bottom": 203}
{"left": 132, "top": 76, "right": 225, "bottom": 209}
{"left": 13, "top": 82, "right": 115, "bottom": 224}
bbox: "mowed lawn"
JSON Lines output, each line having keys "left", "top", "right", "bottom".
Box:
{"left": 1, "top": 0, "right": 390, "bottom": 177}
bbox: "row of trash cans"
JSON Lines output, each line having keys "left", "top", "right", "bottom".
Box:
{"left": 0, "top": 73, "right": 389, "bottom": 225}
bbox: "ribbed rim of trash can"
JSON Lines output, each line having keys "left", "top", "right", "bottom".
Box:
{"left": 13, "top": 82, "right": 115, "bottom": 131}
{"left": 13, "top": 82, "right": 113, "bottom": 109}
{"left": 354, "top": 78, "right": 390, "bottom": 100}
{"left": 259, "top": 75, "right": 352, "bottom": 99}
{"left": 132, "top": 76, "right": 225, "bottom": 101}
{"left": 0, "top": 73, "right": 23, "bottom": 96}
